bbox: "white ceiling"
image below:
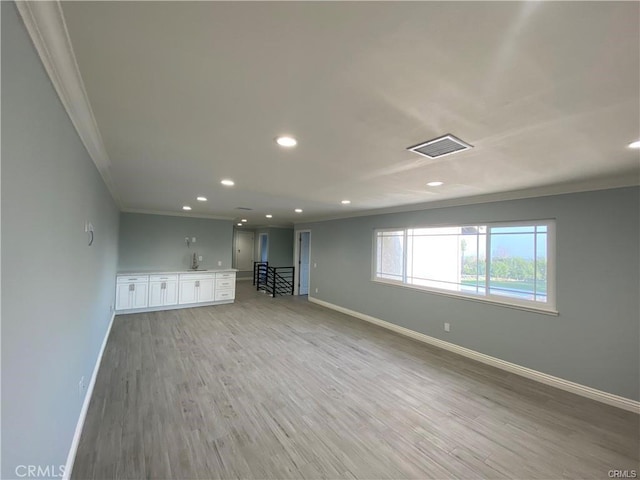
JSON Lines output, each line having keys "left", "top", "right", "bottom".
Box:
{"left": 59, "top": 1, "right": 639, "bottom": 226}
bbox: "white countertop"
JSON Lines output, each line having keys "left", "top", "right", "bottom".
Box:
{"left": 117, "top": 269, "right": 238, "bottom": 276}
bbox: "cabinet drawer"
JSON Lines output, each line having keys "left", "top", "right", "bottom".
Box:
{"left": 180, "top": 273, "right": 215, "bottom": 280}
{"left": 215, "top": 289, "right": 235, "bottom": 301}
{"left": 216, "top": 272, "right": 236, "bottom": 279}
{"left": 215, "top": 278, "right": 235, "bottom": 289}
{"left": 149, "top": 274, "right": 178, "bottom": 282}
{"left": 117, "top": 275, "right": 149, "bottom": 283}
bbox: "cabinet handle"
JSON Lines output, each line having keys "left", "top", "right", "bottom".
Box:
{"left": 129, "top": 284, "right": 135, "bottom": 291}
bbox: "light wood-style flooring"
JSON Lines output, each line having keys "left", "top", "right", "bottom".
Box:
{"left": 72, "top": 281, "right": 639, "bottom": 479}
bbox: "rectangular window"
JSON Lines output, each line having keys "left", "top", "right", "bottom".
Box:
{"left": 373, "top": 220, "right": 556, "bottom": 313}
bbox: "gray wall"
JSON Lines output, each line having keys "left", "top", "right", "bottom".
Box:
{"left": 297, "top": 187, "right": 640, "bottom": 400}
{"left": 118, "top": 213, "right": 233, "bottom": 271}
{"left": 1, "top": 2, "right": 120, "bottom": 477}
{"left": 252, "top": 227, "right": 294, "bottom": 268}
{"left": 266, "top": 228, "right": 294, "bottom": 267}
{"left": 265, "top": 228, "right": 294, "bottom": 267}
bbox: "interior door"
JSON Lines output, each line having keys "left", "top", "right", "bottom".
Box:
{"left": 299, "top": 232, "right": 310, "bottom": 295}
{"left": 234, "top": 231, "right": 255, "bottom": 271}
{"left": 259, "top": 233, "right": 268, "bottom": 263}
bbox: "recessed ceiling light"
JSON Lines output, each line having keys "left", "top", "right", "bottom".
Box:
{"left": 241, "top": 219, "right": 247, "bottom": 223}
{"left": 221, "top": 179, "right": 235, "bottom": 186}
{"left": 265, "top": 214, "right": 273, "bottom": 218}
{"left": 341, "top": 200, "right": 351, "bottom": 205}
{"left": 629, "top": 140, "right": 640, "bottom": 149}
{"left": 427, "top": 181, "right": 444, "bottom": 187}
{"left": 276, "top": 136, "right": 297, "bottom": 147}
{"left": 237, "top": 223, "right": 242, "bottom": 226}
{"left": 182, "top": 206, "right": 192, "bottom": 211}
{"left": 196, "top": 196, "right": 207, "bottom": 202}
{"left": 294, "top": 208, "right": 303, "bottom": 213}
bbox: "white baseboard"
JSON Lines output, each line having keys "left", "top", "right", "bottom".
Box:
{"left": 308, "top": 296, "right": 640, "bottom": 413}
{"left": 63, "top": 312, "right": 116, "bottom": 480}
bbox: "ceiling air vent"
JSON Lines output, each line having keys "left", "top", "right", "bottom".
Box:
{"left": 407, "top": 134, "right": 473, "bottom": 159}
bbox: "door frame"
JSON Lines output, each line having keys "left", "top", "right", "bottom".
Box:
{"left": 258, "top": 232, "right": 269, "bottom": 263}
{"left": 233, "top": 230, "right": 255, "bottom": 271}
{"left": 293, "top": 229, "right": 311, "bottom": 296}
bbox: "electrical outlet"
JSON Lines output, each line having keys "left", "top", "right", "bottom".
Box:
{"left": 444, "top": 322, "right": 450, "bottom": 332}
{"left": 192, "top": 237, "right": 196, "bottom": 243}
{"left": 218, "top": 261, "right": 222, "bottom": 266}
{"left": 313, "top": 263, "right": 317, "bottom": 268}
{"left": 109, "top": 304, "right": 114, "bottom": 313}
{"left": 315, "top": 288, "right": 318, "bottom": 293}
{"left": 198, "top": 256, "right": 203, "bottom": 262}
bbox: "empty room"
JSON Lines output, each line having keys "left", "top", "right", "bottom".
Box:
{"left": 2, "top": 1, "right": 639, "bottom": 479}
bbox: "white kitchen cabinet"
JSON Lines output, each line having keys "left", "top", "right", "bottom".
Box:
{"left": 115, "top": 275, "right": 149, "bottom": 310}
{"left": 116, "top": 270, "right": 236, "bottom": 313}
{"left": 148, "top": 274, "right": 178, "bottom": 307}
{"left": 214, "top": 272, "right": 236, "bottom": 301}
{"left": 179, "top": 273, "right": 216, "bottom": 304}
{"left": 197, "top": 278, "right": 216, "bottom": 302}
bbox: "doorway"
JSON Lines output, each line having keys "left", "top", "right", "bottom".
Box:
{"left": 295, "top": 230, "right": 311, "bottom": 295}
{"left": 233, "top": 230, "right": 255, "bottom": 272}
{"left": 259, "top": 233, "right": 268, "bottom": 263}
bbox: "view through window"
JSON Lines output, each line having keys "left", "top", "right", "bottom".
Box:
{"left": 374, "top": 221, "right": 555, "bottom": 311}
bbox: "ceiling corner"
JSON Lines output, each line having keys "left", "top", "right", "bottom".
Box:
{"left": 15, "top": 0, "right": 121, "bottom": 206}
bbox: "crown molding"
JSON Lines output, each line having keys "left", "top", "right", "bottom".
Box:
{"left": 297, "top": 174, "right": 639, "bottom": 225}
{"left": 121, "top": 208, "right": 235, "bottom": 221}
{"left": 15, "top": 1, "right": 121, "bottom": 206}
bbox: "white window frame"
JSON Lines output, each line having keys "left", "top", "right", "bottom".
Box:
{"left": 371, "top": 220, "right": 557, "bottom": 315}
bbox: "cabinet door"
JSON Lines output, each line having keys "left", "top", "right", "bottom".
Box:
{"left": 132, "top": 282, "right": 148, "bottom": 309}
{"left": 179, "top": 280, "right": 198, "bottom": 304}
{"left": 116, "top": 283, "right": 133, "bottom": 310}
{"left": 198, "top": 278, "right": 216, "bottom": 302}
{"left": 215, "top": 289, "right": 235, "bottom": 301}
{"left": 148, "top": 281, "right": 164, "bottom": 307}
{"left": 164, "top": 281, "right": 178, "bottom": 306}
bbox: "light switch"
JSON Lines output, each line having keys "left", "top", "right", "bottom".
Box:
{"left": 198, "top": 256, "right": 203, "bottom": 261}
{"left": 313, "top": 263, "right": 317, "bottom": 268}
{"left": 192, "top": 237, "right": 196, "bottom": 243}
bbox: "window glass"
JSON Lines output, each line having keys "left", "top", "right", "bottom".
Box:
{"left": 373, "top": 221, "right": 555, "bottom": 312}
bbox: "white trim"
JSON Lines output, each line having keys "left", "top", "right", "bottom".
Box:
{"left": 15, "top": 1, "right": 121, "bottom": 206}
{"left": 121, "top": 208, "right": 234, "bottom": 221}
{"left": 307, "top": 297, "right": 640, "bottom": 413}
{"left": 63, "top": 312, "right": 116, "bottom": 480}
{"left": 293, "top": 229, "right": 311, "bottom": 295}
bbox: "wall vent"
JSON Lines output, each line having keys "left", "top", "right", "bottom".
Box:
{"left": 407, "top": 134, "right": 473, "bottom": 159}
